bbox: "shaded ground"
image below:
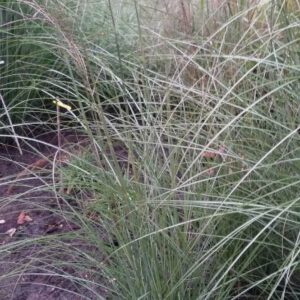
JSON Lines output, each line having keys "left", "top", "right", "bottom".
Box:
{"left": 0, "top": 132, "right": 107, "bottom": 300}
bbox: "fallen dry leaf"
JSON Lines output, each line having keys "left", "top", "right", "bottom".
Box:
{"left": 17, "top": 211, "right": 26, "bottom": 225}
{"left": 202, "top": 151, "right": 217, "bottom": 159}
{"left": 24, "top": 215, "right": 33, "bottom": 222}
{"left": 0, "top": 220, "right": 5, "bottom": 225}
{"left": 5, "top": 228, "right": 16, "bottom": 237}
{"left": 17, "top": 211, "right": 33, "bottom": 225}
{"left": 206, "top": 168, "right": 215, "bottom": 176}
{"left": 202, "top": 146, "right": 227, "bottom": 159}
{"left": 218, "top": 146, "right": 226, "bottom": 154}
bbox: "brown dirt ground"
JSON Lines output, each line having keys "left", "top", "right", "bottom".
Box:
{"left": 0, "top": 132, "right": 107, "bottom": 300}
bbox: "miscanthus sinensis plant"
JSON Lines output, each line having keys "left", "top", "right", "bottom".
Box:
{"left": 1, "top": 0, "right": 300, "bottom": 299}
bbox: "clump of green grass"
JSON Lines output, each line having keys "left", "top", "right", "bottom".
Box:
{"left": 1, "top": 0, "right": 300, "bottom": 299}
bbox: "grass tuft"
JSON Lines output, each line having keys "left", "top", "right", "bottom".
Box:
{"left": 1, "top": 0, "right": 300, "bottom": 299}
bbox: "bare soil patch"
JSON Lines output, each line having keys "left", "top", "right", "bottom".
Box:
{"left": 0, "top": 132, "right": 106, "bottom": 300}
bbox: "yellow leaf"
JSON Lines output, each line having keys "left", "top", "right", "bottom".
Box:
{"left": 53, "top": 99, "right": 72, "bottom": 111}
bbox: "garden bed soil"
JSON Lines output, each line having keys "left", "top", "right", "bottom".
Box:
{"left": 0, "top": 132, "right": 106, "bottom": 300}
